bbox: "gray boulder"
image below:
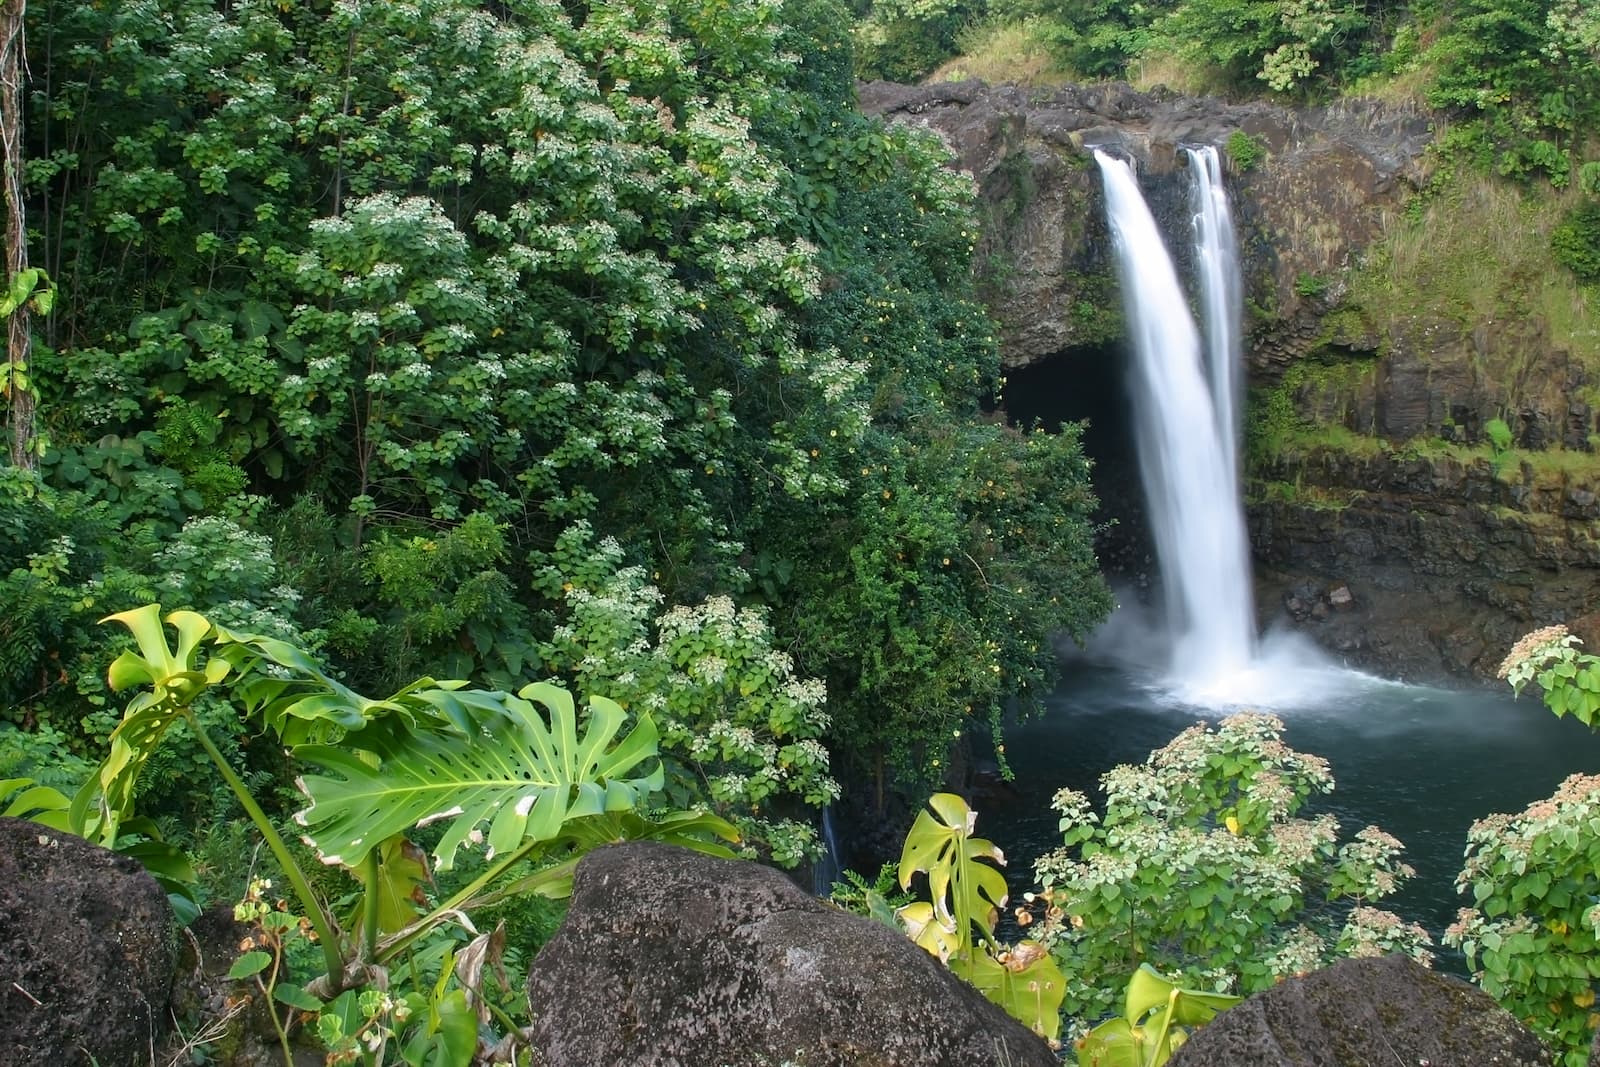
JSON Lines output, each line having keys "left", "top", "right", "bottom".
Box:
{"left": 0, "top": 816, "right": 177, "bottom": 1066}
{"left": 1168, "top": 955, "right": 1551, "bottom": 1067}
{"left": 524, "top": 841, "right": 1060, "bottom": 1067}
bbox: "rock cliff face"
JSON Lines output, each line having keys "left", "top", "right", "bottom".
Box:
{"left": 861, "top": 79, "right": 1600, "bottom": 681}
{"left": 857, "top": 79, "right": 1433, "bottom": 373}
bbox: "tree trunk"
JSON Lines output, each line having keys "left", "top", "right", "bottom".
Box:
{"left": 1, "top": 0, "right": 31, "bottom": 470}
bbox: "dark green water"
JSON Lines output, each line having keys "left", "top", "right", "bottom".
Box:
{"left": 986, "top": 659, "right": 1600, "bottom": 956}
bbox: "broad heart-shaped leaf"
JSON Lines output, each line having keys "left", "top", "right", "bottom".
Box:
{"left": 293, "top": 683, "right": 663, "bottom": 872}
{"left": 965, "top": 943, "right": 1067, "bottom": 1042}
{"left": 1079, "top": 1017, "right": 1142, "bottom": 1067}
{"left": 897, "top": 792, "right": 1009, "bottom": 949}
{"left": 0, "top": 777, "right": 72, "bottom": 830}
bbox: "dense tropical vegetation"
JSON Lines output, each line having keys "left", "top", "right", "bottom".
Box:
{"left": 0, "top": 0, "right": 1111, "bottom": 839}
{"left": 5, "top": 0, "right": 1600, "bottom": 1062}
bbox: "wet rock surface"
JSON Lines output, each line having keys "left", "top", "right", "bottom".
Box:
{"left": 1168, "top": 955, "right": 1551, "bottom": 1067}
{"left": 1250, "top": 449, "right": 1600, "bottom": 681}
{"left": 523, "top": 841, "right": 1060, "bottom": 1067}
{"left": 0, "top": 816, "right": 177, "bottom": 1067}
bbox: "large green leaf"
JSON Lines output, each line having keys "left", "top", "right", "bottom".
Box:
{"left": 294, "top": 682, "right": 663, "bottom": 871}
{"left": 73, "top": 606, "right": 229, "bottom": 843}
{"left": 1081, "top": 967, "right": 1241, "bottom": 1067}
{"left": 1079, "top": 1017, "right": 1141, "bottom": 1067}
{"left": 967, "top": 943, "right": 1067, "bottom": 1042}
{"left": 897, "top": 792, "right": 1010, "bottom": 945}
{"left": 0, "top": 777, "right": 71, "bottom": 829}
{"left": 349, "top": 835, "right": 432, "bottom": 936}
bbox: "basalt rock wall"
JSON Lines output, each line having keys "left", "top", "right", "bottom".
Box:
{"left": 857, "top": 78, "right": 1433, "bottom": 373}
{"left": 861, "top": 78, "right": 1600, "bottom": 682}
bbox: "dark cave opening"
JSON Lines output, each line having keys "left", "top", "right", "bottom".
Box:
{"left": 1001, "top": 344, "right": 1154, "bottom": 588}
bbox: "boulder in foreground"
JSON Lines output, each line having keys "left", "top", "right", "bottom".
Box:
{"left": 524, "top": 840, "right": 1060, "bottom": 1067}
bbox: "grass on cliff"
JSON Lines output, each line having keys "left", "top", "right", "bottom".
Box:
{"left": 1349, "top": 165, "right": 1598, "bottom": 373}
{"left": 929, "top": 21, "right": 1073, "bottom": 86}
{"left": 929, "top": 23, "right": 1236, "bottom": 95}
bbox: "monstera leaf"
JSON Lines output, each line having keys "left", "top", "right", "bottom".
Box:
{"left": 1079, "top": 965, "right": 1241, "bottom": 1067}
{"left": 294, "top": 681, "right": 663, "bottom": 872}
{"left": 349, "top": 835, "right": 433, "bottom": 936}
{"left": 74, "top": 606, "right": 231, "bottom": 843}
{"left": 897, "top": 792, "right": 1010, "bottom": 950}
{"left": 968, "top": 941, "right": 1067, "bottom": 1042}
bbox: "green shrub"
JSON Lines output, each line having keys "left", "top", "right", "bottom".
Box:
{"left": 1552, "top": 202, "right": 1600, "bottom": 282}
{"left": 1446, "top": 773, "right": 1600, "bottom": 1067}
{"left": 1225, "top": 130, "right": 1268, "bottom": 172}
{"left": 1468, "top": 625, "right": 1600, "bottom": 1066}
{"left": 1033, "top": 712, "right": 1432, "bottom": 1026}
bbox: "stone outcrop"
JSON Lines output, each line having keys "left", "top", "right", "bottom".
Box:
{"left": 1168, "top": 955, "right": 1551, "bottom": 1067}
{"left": 1251, "top": 448, "right": 1600, "bottom": 679}
{"left": 523, "top": 841, "right": 1060, "bottom": 1067}
{"left": 858, "top": 79, "right": 1433, "bottom": 373}
{"left": 0, "top": 816, "right": 177, "bottom": 1067}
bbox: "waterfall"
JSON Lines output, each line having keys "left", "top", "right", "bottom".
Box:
{"left": 1188, "top": 145, "right": 1243, "bottom": 482}
{"left": 811, "top": 803, "right": 843, "bottom": 896}
{"left": 1094, "top": 149, "right": 1256, "bottom": 688}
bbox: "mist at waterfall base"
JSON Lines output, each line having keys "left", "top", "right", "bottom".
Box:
{"left": 978, "top": 149, "right": 1600, "bottom": 953}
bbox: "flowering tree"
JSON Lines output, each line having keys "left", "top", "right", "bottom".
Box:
{"left": 1033, "top": 712, "right": 1430, "bottom": 1026}
{"left": 1448, "top": 625, "right": 1600, "bottom": 1066}
{"left": 533, "top": 521, "right": 838, "bottom": 866}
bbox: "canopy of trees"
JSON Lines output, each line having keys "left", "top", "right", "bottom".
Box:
{"left": 0, "top": 0, "right": 1112, "bottom": 854}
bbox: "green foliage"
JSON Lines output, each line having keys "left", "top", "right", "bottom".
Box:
{"left": 1426, "top": 0, "right": 1600, "bottom": 185}
{"left": 1499, "top": 625, "right": 1600, "bottom": 725}
{"left": 1485, "top": 416, "right": 1515, "bottom": 453}
{"left": 1463, "top": 624, "right": 1600, "bottom": 1066}
{"left": 1446, "top": 773, "right": 1600, "bottom": 1067}
{"left": 9, "top": 603, "right": 739, "bottom": 1064}
{"left": 8, "top": 0, "right": 1112, "bottom": 836}
{"left": 1552, "top": 201, "right": 1600, "bottom": 282}
{"left": 294, "top": 680, "right": 663, "bottom": 874}
{"left": 830, "top": 861, "right": 915, "bottom": 927}
{"left": 979, "top": 0, "right": 1165, "bottom": 78}
{"left": 853, "top": 0, "right": 983, "bottom": 80}
{"left": 1484, "top": 415, "right": 1516, "bottom": 476}
{"left": 1033, "top": 713, "right": 1432, "bottom": 1025}
{"left": 895, "top": 792, "right": 1067, "bottom": 1042}
{"left": 1156, "top": 0, "right": 1376, "bottom": 93}
{"left": 1293, "top": 272, "right": 1329, "bottom": 297}
{"left": 533, "top": 523, "right": 837, "bottom": 866}
{"left": 1224, "top": 131, "right": 1268, "bottom": 172}
{"left": 1077, "top": 965, "right": 1241, "bottom": 1067}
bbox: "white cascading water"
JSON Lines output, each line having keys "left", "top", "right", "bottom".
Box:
{"left": 1094, "top": 149, "right": 1257, "bottom": 692}
{"left": 1188, "top": 145, "right": 1243, "bottom": 481}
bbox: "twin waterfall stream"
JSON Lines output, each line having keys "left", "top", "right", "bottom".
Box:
{"left": 1093, "top": 147, "right": 1258, "bottom": 697}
